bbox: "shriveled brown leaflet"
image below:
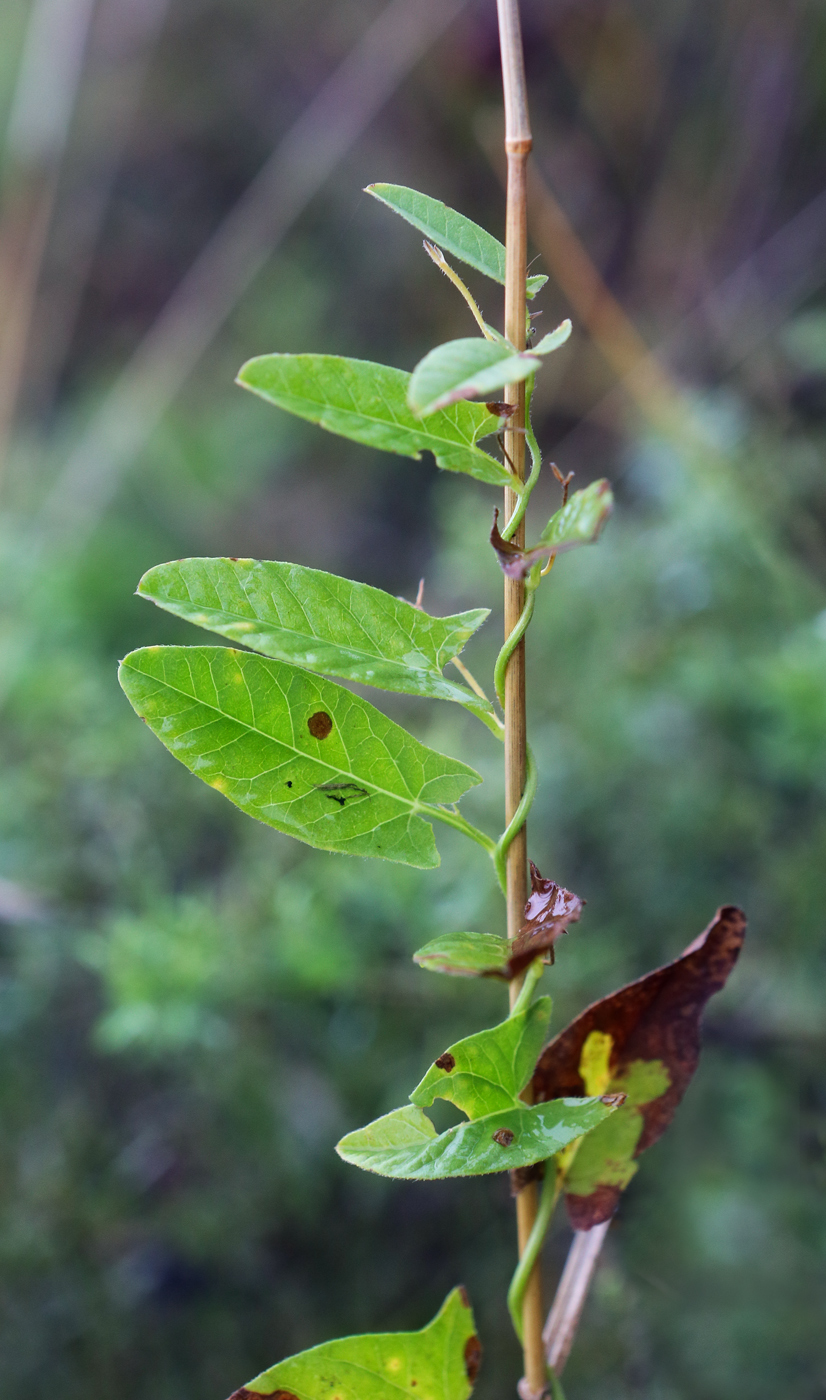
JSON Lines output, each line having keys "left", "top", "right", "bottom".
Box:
{"left": 531, "top": 904, "right": 746, "bottom": 1226}
{"left": 506, "top": 863, "right": 584, "bottom": 976}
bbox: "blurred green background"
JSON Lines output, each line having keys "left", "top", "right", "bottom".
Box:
{"left": 0, "top": 1, "right": 824, "bottom": 1397}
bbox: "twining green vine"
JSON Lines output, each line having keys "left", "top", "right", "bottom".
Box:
{"left": 118, "top": 168, "right": 745, "bottom": 1400}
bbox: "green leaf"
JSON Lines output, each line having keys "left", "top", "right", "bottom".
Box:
{"left": 230, "top": 1285, "right": 481, "bottom": 1400}
{"left": 136, "top": 558, "right": 496, "bottom": 730}
{"left": 365, "top": 183, "right": 547, "bottom": 299}
{"left": 336, "top": 1096, "right": 619, "bottom": 1180}
{"left": 118, "top": 646, "right": 482, "bottom": 869}
{"left": 532, "top": 320, "right": 572, "bottom": 355}
{"left": 237, "top": 354, "right": 515, "bottom": 490}
{"left": 539, "top": 479, "right": 614, "bottom": 548}
{"left": 408, "top": 339, "right": 540, "bottom": 417}
{"left": 409, "top": 999, "right": 552, "bottom": 1119}
{"left": 413, "top": 930, "right": 511, "bottom": 977}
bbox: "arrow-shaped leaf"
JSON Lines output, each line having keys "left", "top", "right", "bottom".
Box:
{"left": 228, "top": 1286, "right": 480, "bottom": 1400}
{"left": 408, "top": 339, "right": 540, "bottom": 417}
{"left": 136, "top": 557, "right": 495, "bottom": 728}
{"left": 336, "top": 1096, "right": 620, "bottom": 1180}
{"left": 409, "top": 999, "right": 552, "bottom": 1119}
{"left": 490, "top": 480, "right": 614, "bottom": 580}
{"left": 118, "top": 646, "right": 482, "bottom": 869}
{"left": 237, "top": 354, "right": 515, "bottom": 490}
{"left": 532, "top": 905, "right": 747, "bottom": 1227}
{"left": 366, "top": 183, "right": 547, "bottom": 299}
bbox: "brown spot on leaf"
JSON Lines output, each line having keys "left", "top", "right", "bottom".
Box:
{"left": 492, "top": 1127, "right": 515, "bottom": 1147}
{"left": 532, "top": 905, "right": 746, "bottom": 1228}
{"left": 458, "top": 1285, "right": 470, "bottom": 1308}
{"left": 307, "top": 711, "right": 333, "bottom": 739}
{"left": 315, "top": 781, "right": 368, "bottom": 806}
{"left": 434, "top": 1052, "right": 456, "bottom": 1071}
{"left": 464, "top": 1335, "right": 482, "bottom": 1384}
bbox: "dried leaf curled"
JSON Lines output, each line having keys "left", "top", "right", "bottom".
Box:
{"left": 532, "top": 905, "right": 746, "bottom": 1228}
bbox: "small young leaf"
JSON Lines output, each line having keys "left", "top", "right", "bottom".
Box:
{"left": 532, "top": 320, "right": 572, "bottom": 355}
{"left": 228, "top": 1285, "right": 480, "bottom": 1400}
{"left": 336, "top": 1096, "right": 619, "bottom": 1180}
{"left": 409, "top": 999, "right": 552, "bottom": 1119}
{"left": 408, "top": 339, "right": 540, "bottom": 417}
{"left": 118, "top": 646, "right": 481, "bottom": 869}
{"left": 366, "top": 183, "right": 547, "bottom": 298}
{"left": 237, "top": 354, "right": 515, "bottom": 490}
{"left": 413, "top": 930, "right": 511, "bottom": 978}
{"left": 413, "top": 869, "right": 583, "bottom": 980}
{"left": 532, "top": 905, "right": 747, "bottom": 1227}
{"left": 490, "top": 480, "right": 614, "bottom": 580}
{"left": 136, "top": 557, "right": 494, "bottom": 725}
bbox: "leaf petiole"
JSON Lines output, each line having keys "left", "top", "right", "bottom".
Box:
{"left": 423, "top": 240, "right": 497, "bottom": 340}
{"left": 420, "top": 802, "right": 497, "bottom": 857}
{"left": 509, "top": 956, "right": 545, "bottom": 1017}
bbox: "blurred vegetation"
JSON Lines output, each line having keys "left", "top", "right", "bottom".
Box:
{"left": 0, "top": 1, "right": 825, "bottom": 1398}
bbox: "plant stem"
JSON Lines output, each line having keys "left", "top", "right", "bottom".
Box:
{"left": 507, "top": 1162, "right": 561, "bottom": 1341}
{"left": 496, "top": 1, "right": 545, "bottom": 1395}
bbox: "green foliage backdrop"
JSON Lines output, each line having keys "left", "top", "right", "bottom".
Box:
{"left": 0, "top": 1, "right": 824, "bottom": 1398}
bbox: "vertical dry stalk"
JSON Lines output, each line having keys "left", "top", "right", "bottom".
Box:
{"left": 543, "top": 1221, "right": 611, "bottom": 1376}
{"left": 496, "top": 2, "right": 545, "bottom": 1395}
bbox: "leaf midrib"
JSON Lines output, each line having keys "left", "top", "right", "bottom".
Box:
{"left": 146, "top": 590, "right": 471, "bottom": 694}
{"left": 259, "top": 361, "right": 492, "bottom": 457}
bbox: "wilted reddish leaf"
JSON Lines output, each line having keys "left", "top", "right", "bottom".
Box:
{"left": 532, "top": 904, "right": 746, "bottom": 1228}
{"left": 413, "top": 866, "right": 583, "bottom": 981}
{"left": 507, "top": 863, "right": 584, "bottom": 975}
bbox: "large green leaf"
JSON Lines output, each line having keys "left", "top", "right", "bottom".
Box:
{"left": 366, "top": 183, "right": 547, "bottom": 299}
{"left": 408, "top": 339, "right": 540, "bottom": 417}
{"left": 136, "top": 558, "right": 496, "bottom": 729}
{"left": 410, "top": 999, "right": 552, "bottom": 1119}
{"left": 229, "top": 1286, "right": 480, "bottom": 1400}
{"left": 118, "top": 646, "right": 481, "bottom": 869}
{"left": 237, "top": 354, "right": 515, "bottom": 490}
{"left": 336, "top": 1097, "right": 619, "bottom": 1180}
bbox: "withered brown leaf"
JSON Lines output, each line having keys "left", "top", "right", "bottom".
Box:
{"left": 532, "top": 904, "right": 746, "bottom": 1228}
{"left": 506, "top": 863, "right": 584, "bottom": 976}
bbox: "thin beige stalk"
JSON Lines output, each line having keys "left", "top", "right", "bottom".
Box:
{"left": 496, "top": 2, "right": 545, "bottom": 1396}
{"left": 544, "top": 1221, "right": 611, "bottom": 1376}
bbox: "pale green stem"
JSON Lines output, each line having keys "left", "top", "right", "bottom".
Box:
{"left": 500, "top": 375, "right": 542, "bottom": 542}
{"left": 550, "top": 1373, "right": 567, "bottom": 1400}
{"left": 508, "top": 1161, "right": 561, "bottom": 1341}
{"left": 423, "top": 241, "right": 495, "bottom": 340}
{"left": 509, "top": 955, "right": 544, "bottom": 1016}
{"left": 494, "top": 588, "right": 536, "bottom": 708}
{"left": 493, "top": 741, "right": 537, "bottom": 894}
